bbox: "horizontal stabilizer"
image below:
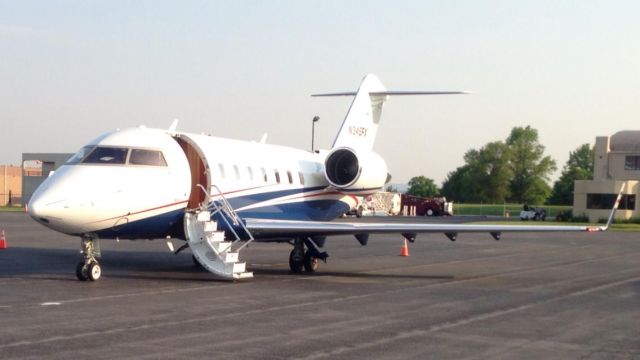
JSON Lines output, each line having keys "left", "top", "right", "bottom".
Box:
{"left": 315, "top": 74, "right": 469, "bottom": 151}
{"left": 312, "top": 91, "right": 469, "bottom": 97}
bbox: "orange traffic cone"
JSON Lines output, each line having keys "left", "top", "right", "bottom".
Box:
{"left": 0, "top": 230, "right": 7, "bottom": 250}
{"left": 399, "top": 238, "right": 409, "bottom": 257}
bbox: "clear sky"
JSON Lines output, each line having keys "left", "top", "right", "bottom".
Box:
{"left": 1, "top": 1, "right": 638, "bottom": 185}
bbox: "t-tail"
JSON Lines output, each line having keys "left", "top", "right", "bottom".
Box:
{"left": 312, "top": 74, "right": 468, "bottom": 151}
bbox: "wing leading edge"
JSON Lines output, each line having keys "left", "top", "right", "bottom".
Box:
{"left": 244, "top": 218, "right": 606, "bottom": 238}
{"left": 245, "top": 184, "right": 625, "bottom": 240}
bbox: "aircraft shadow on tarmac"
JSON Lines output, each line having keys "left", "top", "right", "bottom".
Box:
{"left": 0, "top": 246, "right": 455, "bottom": 282}
{"left": 251, "top": 267, "right": 454, "bottom": 281}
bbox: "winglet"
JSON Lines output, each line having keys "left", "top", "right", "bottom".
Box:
{"left": 591, "top": 183, "right": 626, "bottom": 231}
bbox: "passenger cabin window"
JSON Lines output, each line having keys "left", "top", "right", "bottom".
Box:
{"left": 247, "top": 167, "right": 254, "bottom": 181}
{"left": 287, "top": 171, "right": 293, "bottom": 184}
{"left": 129, "top": 149, "right": 167, "bottom": 166}
{"left": 218, "top": 164, "right": 226, "bottom": 179}
{"left": 234, "top": 165, "right": 240, "bottom": 179}
{"left": 261, "top": 168, "right": 267, "bottom": 182}
{"left": 274, "top": 170, "right": 280, "bottom": 184}
{"left": 83, "top": 147, "right": 128, "bottom": 164}
{"left": 299, "top": 172, "right": 305, "bottom": 185}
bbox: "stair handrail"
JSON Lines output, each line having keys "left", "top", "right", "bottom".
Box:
{"left": 209, "top": 184, "right": 256, "bottom": 250}
{"left": 196, "top": 184, "right": 255, "bottom": 253}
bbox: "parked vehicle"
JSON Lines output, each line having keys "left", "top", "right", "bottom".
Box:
{"left": 347, "top": 192, "right": 402, "bottom": 217}
{"left": 520, "top": 204, "right": 546, "bottom": 221}
{"left": 401, "top": 194, "right": 453, "bottom": 216}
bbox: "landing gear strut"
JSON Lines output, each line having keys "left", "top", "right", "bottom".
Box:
{"left": 288, "top": 237, "right": 327, "bottom": 274}
{"left": 76, "top": 236, "right": 102, "bottom": 281}
{"left": 289, "top": 238, "right": 305, "bottom": 273}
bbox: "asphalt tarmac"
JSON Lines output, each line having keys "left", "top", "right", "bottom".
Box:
{"left": 1, "top": 212, "right": 639, "bottom": 359}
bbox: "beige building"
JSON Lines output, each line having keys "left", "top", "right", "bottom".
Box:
{"left": 574, "top": 131, "right": 639, "bottom": 222}
{"left": 1, "top": 165, "right": 22, "bottom": 206}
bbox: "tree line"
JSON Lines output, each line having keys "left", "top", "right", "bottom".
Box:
{"left": 403, "top": 126, "right": 594, "bottom": 205}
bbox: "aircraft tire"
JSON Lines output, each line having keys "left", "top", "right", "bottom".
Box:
{"left": 303, "top": 251, "right": 319, "bottom": 273}
{"left": 75, "top": 262, "right": 89, "bottom": 281}
{"left": 87, "top": 262, "right": 102, "bottom": 281}
{"left": 289, "top": 250, "right": 303, "bottom": 273}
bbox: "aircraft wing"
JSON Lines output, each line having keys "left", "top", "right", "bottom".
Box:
{"left": 245, "top": 185, "right": 624, "bottom": 240}
{"left": 244, "top": 218, "right": 606, "bottom": 240}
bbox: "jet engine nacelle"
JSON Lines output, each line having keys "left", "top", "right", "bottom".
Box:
{"left": 324, "top": 147, "right": 388, "bottom": 192}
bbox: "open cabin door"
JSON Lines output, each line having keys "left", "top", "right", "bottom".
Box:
{"left": 174, "top": 135, "right": 211, "bottom": 210}
{"left": 172, "top": 134, "right": 254, "bottom": 280}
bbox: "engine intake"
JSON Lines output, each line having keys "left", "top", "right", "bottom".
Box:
{"left": 324, "top": 147, "right": 388, "bottom": 191}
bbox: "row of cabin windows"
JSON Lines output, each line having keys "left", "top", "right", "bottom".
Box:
{"left": 215, "top": 164, "right": 305, "bottom": 185}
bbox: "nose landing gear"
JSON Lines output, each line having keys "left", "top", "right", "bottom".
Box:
{"left": 76, "top": 236, "right": 102, "bottom": 281}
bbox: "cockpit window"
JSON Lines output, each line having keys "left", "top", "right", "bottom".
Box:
{"left": 82, "top": 147, "right": 129, "bottom": 164}
{"left": 66, "top": 146, "right": 96, "bottom": 164}
{"left": 129, "top": 149, "right": 167, "bottom": 166}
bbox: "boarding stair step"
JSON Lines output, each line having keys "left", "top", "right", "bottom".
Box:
{"left": 184, "top": 211, "right": 253, "bottom": 280}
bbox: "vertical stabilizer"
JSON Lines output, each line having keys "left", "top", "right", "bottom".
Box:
{"left": 312, "top": 74, "right": 468, "bottom": 151}
{"left": 319, "top": 74, "right": 388, "bottom": 151}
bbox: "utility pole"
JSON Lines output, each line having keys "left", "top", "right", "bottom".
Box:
{"left": 311, "top": 116, "right": 319, "bottom": 152}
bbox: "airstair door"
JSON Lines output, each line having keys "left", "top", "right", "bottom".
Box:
{"left": 172, "top": 134, "right": 253, "bottom": 280}
{"left": 174, "top": 135, "right": 210, "bottom": 210}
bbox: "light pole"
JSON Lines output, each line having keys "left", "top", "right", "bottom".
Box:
{"left": 311, "top": 116, "right": 319, "bottom": 152}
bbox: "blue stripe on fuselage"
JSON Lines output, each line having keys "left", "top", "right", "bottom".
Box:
{"left": 94, "top": 207, "right": 186, "bottom": 240}
{"left": 220, "top": 186, "right": 325, "bottom": 210}
{"left": 93, "top": 187, "right": 350, "bottom": 240}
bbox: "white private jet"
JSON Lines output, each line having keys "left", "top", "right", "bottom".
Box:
{"left": 28, "top": 74, "right": 621, "bottom": 281}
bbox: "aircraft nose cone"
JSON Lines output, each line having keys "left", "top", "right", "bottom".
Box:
{"left": 28, "top": 194, "right": 54, "bottom": 225}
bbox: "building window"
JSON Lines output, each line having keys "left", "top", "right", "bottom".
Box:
{"left": 587, "top": 193, "right": 636, "bottom": 210}
{"left": 625, "top": 156, "right": 640, "bottom": 170}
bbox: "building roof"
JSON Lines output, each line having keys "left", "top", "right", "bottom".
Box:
{"left": 610, "top": 131, "right": 640, "bottom": 152}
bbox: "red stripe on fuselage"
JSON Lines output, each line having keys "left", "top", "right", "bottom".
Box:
{"left": 84, "top": 200, "right": 189, "bottom": 225}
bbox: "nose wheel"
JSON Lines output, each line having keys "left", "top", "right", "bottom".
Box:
{"left": 76, "top": 261, "right": 102, "bottom": 281}
{"left": 76, "top": 236, "right": 102, "bottom": 281}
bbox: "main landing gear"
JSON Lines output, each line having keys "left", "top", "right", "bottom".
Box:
{"left": 76, "top": 236, "right": 102, "bottom": 281}
{"left": 289, "top": 237, "right": 328, "bottom": 274}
